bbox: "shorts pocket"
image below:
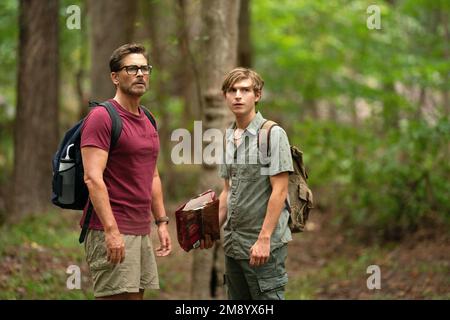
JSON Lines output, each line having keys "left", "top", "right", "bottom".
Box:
{"left": 89, "top": 251, "right": 109, "bottom": 271}
{"left": 86, "top": 231, "right": 110, "bottom": 271}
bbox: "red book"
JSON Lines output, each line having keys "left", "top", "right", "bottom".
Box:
{"left": 175, "top": 190, "right": 220, "bottom": 252}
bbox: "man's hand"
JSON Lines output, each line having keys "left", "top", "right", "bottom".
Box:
{"left": 156, "top": 223, "right": 172, "bottom": 257}
{"left": 200, "top": 234, "right": 214, "bottom": 249}
{"left": 249, "top": 236, "right": 270, "bottom": 267}
{"left": 105, "top": 229, "right": 125, "bottom": 264}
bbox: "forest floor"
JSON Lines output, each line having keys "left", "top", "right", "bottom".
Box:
{"left": 285, "top": 211, "right": 450, "bottom": 299}
{"left": 0, "top": 205, "right": 448, "bottom": 300}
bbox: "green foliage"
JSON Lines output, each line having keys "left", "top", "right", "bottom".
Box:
{"left": 59, "top": 0, "right": 87, "bottom": 71}
{"left": 345, "top": 118, "right": 450, "bottom": 238}
{"left": 292, "top": 117, "right": 450, "bottom": 239}
{"left": 253, "top": 0, "right": 448, "bottom": 113}
{"left": 59, "top": 0, "right": 89, "bottom": 129}
{"left": 253, "top": 0, "right": 450, "bottom": 237}
{"left": 0, "top": 0, "right": 17, "bottom": 209}
{"left": 0, "top": 0, "right": 18, "bottom": 102}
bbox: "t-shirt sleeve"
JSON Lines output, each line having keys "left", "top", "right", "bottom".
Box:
{"left": 80, "top": 107, "right": 112, "bottom": 152}
{"left": 267, "top": 126, "right": 294, "bottom": 176}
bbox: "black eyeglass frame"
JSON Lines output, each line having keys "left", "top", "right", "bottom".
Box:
{"left": 117, "top": 64, "right": 153, "bottom": 75}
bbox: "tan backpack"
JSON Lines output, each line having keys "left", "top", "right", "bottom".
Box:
{"left": 258, "top": 120, "right": 314, "bottom": 232}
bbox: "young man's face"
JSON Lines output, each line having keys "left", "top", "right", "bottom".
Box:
{"left": 111, "top": 53, "right": 149, "bottom": 97}
{"left": 224, "top": 78, "right": 261, "bottom": 117}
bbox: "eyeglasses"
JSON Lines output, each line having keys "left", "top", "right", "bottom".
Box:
{"left": 118, "top": 65, "right": 152, "bottom": 75}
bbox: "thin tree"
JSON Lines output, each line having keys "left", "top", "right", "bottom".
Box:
{"left": 177, "top": 0, "right": 202, "bottom": 122}
{"left": 146, "top": 0, "right": 180, "bottom": 197}
{"left": 238, "top": 0, "right": 252, "bottom": 67}
{"left": 190, "top": 0, "right": 241, "bottom": 299}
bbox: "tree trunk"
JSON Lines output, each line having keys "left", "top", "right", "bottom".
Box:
{"left": 191, "top": 0, "right": 240, "bottom": 300}
{"left": 13, "top": 0, "right": 59, "bottom": 221}
{"left": 88, "top": 0, "right": 136, "bottom": 103}
{"left": 238, "top": 0, "right": 252, "bottom": 67}
{"left": 177, "top": 0, "right": 202, "bottom": 121}
{"left": 146, "top": 0, "right": 180, "bottom": 198}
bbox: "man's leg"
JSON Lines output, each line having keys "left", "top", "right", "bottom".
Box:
{"left": 224, "top": 255, "right": 252, "bottom": 300}
{"left": 96, "top": 289, "right": 144, "bottom": 300}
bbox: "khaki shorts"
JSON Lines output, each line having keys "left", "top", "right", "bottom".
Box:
{"left": 84, "top": 229, "right": 160, "bottom": 298}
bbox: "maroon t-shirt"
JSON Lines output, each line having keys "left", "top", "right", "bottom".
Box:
{"left": 79, "top": 99, "right": 159, "bottom": 235}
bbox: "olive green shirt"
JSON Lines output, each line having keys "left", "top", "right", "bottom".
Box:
{"left": 219, "top": 112, "right": 293, "bottom": 260}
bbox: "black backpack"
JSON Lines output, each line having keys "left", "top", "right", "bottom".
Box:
{"left": 51, "top": 100, "right": 157, "bottom": 243}
{"left": 258, "top": 120, "right": 314, "bottom": 233}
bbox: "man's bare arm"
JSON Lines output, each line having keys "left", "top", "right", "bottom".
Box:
{"left": 151, "top": 168, "right": 172, "bottom": 257}
{"left": 219, "top": 179, "right": 230, "bottom": 228}
{"left": 82, "top": 146, "right": 125, "bottom": 264}
{"left": 249, "top": 172, "right": 289, "bottom": 267}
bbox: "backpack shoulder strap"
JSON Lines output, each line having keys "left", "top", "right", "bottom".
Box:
{"left": 97, "top": 101, "right": 122, "bottom": 149}
{"left": 140, "top": 106, "right": 157, "bottom": 131}
{"left": 79, "top": 101, "right": 122, "bottom": 244}
{"left": 258, "top": 120, "right": 290, "bottom": 211}
{"left": 79, "top": 101, "right": 121, "bottom": 244}
{"left": 258, "top": 119, "right": 279, "bottom": 156}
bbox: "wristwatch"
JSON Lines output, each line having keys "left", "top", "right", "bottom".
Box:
{"left": 155, "top": 216, "right": 170, "bottom": 226}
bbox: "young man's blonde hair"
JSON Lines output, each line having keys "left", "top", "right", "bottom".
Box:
{"left": 221, "top": 67, "right": 265, "bottom": 96}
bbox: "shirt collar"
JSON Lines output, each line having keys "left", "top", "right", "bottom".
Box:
{"left": 246, "top": 111, "right": 264, "bottom": 135}
{"left": 226, "top": 111, "right": 264, "bottom": 142}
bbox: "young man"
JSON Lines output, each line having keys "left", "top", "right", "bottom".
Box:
{"left": 80, "top": 43, "right": 171, "bottom": 300}
{"left": 202, "top": 67, "right": 293, "bottom": 300}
